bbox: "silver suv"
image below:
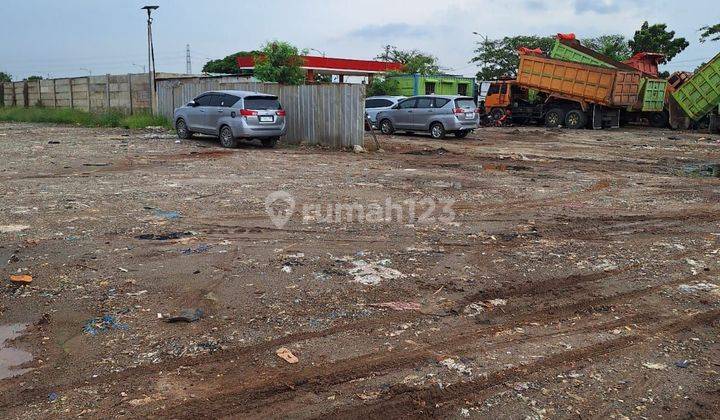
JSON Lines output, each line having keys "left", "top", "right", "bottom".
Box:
{"left": 174, "top": 90, "right": 287, "bottom": 148}
{"left": 376, "top": 95, "right": 479, "bottom": 139}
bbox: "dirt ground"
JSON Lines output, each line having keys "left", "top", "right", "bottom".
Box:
{"left": 1, "top": 122, "right": 719, "bottom": 419}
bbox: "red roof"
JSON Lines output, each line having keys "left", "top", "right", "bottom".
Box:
{"left": 236, "top": 55, "right": 404, "bottom": 75}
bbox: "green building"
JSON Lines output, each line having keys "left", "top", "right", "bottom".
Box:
{"left": 388, "top": 74, "right": 476, "bottom": 97}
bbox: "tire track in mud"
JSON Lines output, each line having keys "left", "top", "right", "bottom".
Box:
{"left": 149, "top": 272, "right": 713, "bottom": 418}
{"left": 157, "top": 312, "right": 663, "bottom": 418}
{"left": 327, "top": 309, "right": 720, "bottom": 420}
{"left": 0, "top": 262, "right": 706, "bottom": 411}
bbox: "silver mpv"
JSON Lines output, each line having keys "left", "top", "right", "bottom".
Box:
{"left": 174, "top": 90, "right": 287, "bottom": 148}
{"left": 375, "top": 95, "right": 479, "bottom": 139}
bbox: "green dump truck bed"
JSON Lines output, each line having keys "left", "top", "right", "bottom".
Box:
{"left": 671, "top": 52, "right": 720, "bottom": 121}
{"left": 639, "top": 78, "right": 667, "bottom": 112}
{"left": 550, "top": 40, "right": 616, "bottom": 69}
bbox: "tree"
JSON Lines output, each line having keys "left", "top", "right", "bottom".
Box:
{"left": 582, "top": 35, "right": 632, "bottom": 62}
{"left": 471, "top": 35, "right": 555, "bottom": 80}
{"left": 367, "top": 76, "right": 401, "bottom": 96}
{"left": 202, "top": 51, "right": 258, "bottom": 74}
{"left": 253, "top": 41, "right": 306, "bottom": 85}
{"left": 376, "top": 45, "right": 440, "bottom": 75}
{"left": 26, "top": 75, "right": 43, "bottom": 81}
{"left": 0, "top": 72, "right": 11, "bottom": 82}
{"left": 699, "top": 23, "right": 720, "bottom": 43}
{"left": 629, "top": 22, "right": 688, "bottom": 63}
{"left": 314, "top": 74, "right": 333, "bottom": 83}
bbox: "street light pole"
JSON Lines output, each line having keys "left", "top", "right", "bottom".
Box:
{"left": 142, "top": 6, "right": 159, "bottom": 114}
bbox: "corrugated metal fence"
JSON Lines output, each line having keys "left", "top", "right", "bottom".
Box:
{"left": 157, "top": 78, "right": 365, "bottom": 148}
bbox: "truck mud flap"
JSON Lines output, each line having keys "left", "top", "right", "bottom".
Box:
{"left": 710, "top": 114, "right": 719, "bottom": 134}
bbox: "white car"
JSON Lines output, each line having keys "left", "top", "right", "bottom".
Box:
{"left": 365, "top": 96, "right": 406, "bottom": 127}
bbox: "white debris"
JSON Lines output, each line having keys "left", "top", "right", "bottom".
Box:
{"left": 0, "top": 225, "right": 30, "bottom": 234}
{"left": 595, "top": 260, "right": 618, "bottom": 272}
{"left": 353, "top": 145, "right": 367, "bottom": 154}
{"left": 349, "top": 260, "right": 405, "bottom": 286}
{"left": 464, "top": 299, "right": 508, "bottom": 316}
{"left": 642, "top": 362, "right": 668, "bottom": 371}
{"left": 678, "top": 283, "right": 719, "bottom": 294}
{"left": 686, "top": 259, "right": 706, "bottom": 275}
{"left": 460, "top": 408, "right": 470, "bottom": 418}
{"left": 281, "top": 265, "right": 293, "bottom": 274}
{"left": 440, "top": 358, "right": 472, "bottom": 375}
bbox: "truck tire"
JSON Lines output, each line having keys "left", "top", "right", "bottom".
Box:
{"left": 565, "top": 109, "right": 587, "bottom": 129}
{"left": 490, "top": 108, "right": 505, "bottom": 120}
{"left": 650, "top": 112, "right": 667, "bottom": 128}
{"left": 544, "top": 108, "right": 565, "bottom": 127}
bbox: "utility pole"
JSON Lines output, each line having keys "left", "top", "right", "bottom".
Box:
{"left": 186, "top": 44, "right": 192, "bottom": 74}
{"left": 142, "top": 5, "right": 159, "bottom": 114}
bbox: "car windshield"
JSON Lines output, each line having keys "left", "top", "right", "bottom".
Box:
{"left": 455, "top": 99, "right": 476, "bottom": 109}
{"left": 244, "top": 96, "right": 282, "bottom": 110}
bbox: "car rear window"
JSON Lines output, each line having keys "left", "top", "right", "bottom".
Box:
{"left": 455, "top": 98, "right": 476, "bottom": 109}
{"left": 366, "top": 99, "right": 391, "bottom": 108}
{"left": 244, "top": 96, "right": 282, "bottom": 110}
{"left": 434, "top": 98, "right": 450, "bottom": 108}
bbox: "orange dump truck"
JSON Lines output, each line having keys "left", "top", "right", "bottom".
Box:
{"left": 492, "top": 52, "right": 642, "bottom": 129}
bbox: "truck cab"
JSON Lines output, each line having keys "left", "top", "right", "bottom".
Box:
{"left": 484, "top": 81, "right": 515, "bottom": 120}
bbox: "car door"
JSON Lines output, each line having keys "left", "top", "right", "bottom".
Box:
{"left": 187, "top": 94, "right": 212, "bottom": 132}
{"left": 394, "top": 98, "right": 417, "bottom": 129}
{"left": 205, "top": 94, "right": 227, "bottom": 134}
{"left": 412, "top": 97, "right": 435, "bottom": 129}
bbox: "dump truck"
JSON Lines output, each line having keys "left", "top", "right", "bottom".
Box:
{"left": 668, "top": 52, "right": 720, "bottom": 130}
{"left": 549, "top": 36, "right": 669, "bottom": 127}
{"left": 487, "top": 52, "right": 641, "bottom": 129}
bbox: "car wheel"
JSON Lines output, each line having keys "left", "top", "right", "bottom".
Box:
{"left": 544, "top": 108, "right": 565, "bottom": 127}
{"left": 454, "top": 130, "right": 469, "bottom": 139}
{"left": 219, "top": 126, "right": 237, "bottom": 148}
{"left": 176, "top": 118, "right": 192, "bottom": 139}
{"left": 380, "top": 119, "right": 395, "bottom": 135}
{"left": 490, "top": 108, "right": 505, "bottom": 120}
{"left": 430, "top": 123, "right": 446, "bottom": 140}
{"left": 261, "top": 137, "right": 278, "bottom": 148}
{"left": 564, "top": 109, "right": 587, "bottom": 129}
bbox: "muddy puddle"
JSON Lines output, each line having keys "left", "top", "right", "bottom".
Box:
{"left": 0, "top": 323, "right": 33, "bottom": 380}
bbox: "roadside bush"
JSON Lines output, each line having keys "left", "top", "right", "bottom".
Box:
{"left": 0, "top": 107, "right": 171, "bottom": 129}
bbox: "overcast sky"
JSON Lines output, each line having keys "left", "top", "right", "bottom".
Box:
{"left": 1, "top": 0, "right": 717, "bottom": 80}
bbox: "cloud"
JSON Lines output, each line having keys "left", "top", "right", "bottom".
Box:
{"left": 348, "top": 23, "right": 436, "bottom": 40}
{"left": 573, "top": 0, "right": 620, "bottom": 14}
{"left": 524, "top": 0, "right": 548, "bottom": 11}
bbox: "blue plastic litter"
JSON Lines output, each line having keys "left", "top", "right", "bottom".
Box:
{"left": 83, "top": 315, "right": 129, "bottom": 336}
{"left": 154, "top": 210, "right": 182, "bottom": 220}
{"left": 181, "top": 244, "right": 211, "bottom": 255}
